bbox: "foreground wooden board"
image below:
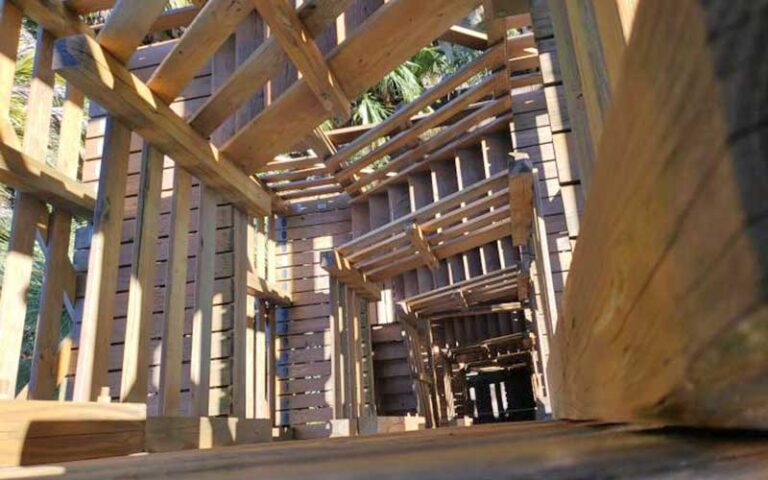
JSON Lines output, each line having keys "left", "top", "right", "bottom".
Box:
{"left": 3, "top": 421, "right": 767, "bottom": 479}
{"left": 548, "top": 0, "right": 768, "bottom": 429}
{"left": 0, "top": 400, "right": 145, "bottom": 467}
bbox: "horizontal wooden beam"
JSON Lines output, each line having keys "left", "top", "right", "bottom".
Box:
{"left": 321, "top": 250, "right": 380, "bottom": 301}
{"left": 0, "top": 137, "right": 96, "bottom": 217}
{"left": 246, "top": 272, "right": 292, "bottom": 306}
{"left": 52, "top": 33, "right": 273, "bottom": 216}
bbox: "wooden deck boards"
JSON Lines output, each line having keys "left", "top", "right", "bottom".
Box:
{"left": 2, "top": 421, "right": 767, "bottom": 479}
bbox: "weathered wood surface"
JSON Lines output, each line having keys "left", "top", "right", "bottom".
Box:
{"left": 5, "top": 421, "right": 768, "bottom": 478}
{"left": 548, "top": 0, "right": 768, "bottom": 429}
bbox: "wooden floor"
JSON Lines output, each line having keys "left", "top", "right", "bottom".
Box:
{"left": 2, "top": 421, "right": 767, "bottom": 479}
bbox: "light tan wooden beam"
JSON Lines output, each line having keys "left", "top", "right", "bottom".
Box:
{"left": 149, "top": 0, "right": 252, "bottom": 104}
{"left": 190, "top": 0, "right": 353, "bottom": 137}
{"left": 53, "top": 33, "right": 274, "bottom": 216}
{"left": 326, "top": 43, "right": 506, "bottom": 172}
{"left": 429, "top": 303, "right": 523, "bottom": 321}
{"left": 0, "top": 137, "right": 96, "bottom": 216}
{"left": 246, "top": 272, "right": 292, "bottom": 306}
{"left": 222, "top": 0, "right": 481, "bottom": 172}
{"left": 73, "top": 117, "right": 131, "bottom": 402}
{"left": 407, "top": 223, "right": 438, "bottom": 271}
{"left": 440, "top": 25, "right": 488, "bottom": 50}
{"left": 252, "top": 0, "right": 350, "bottom": 122}
{"left": 11, "top": 0, "right": 93, "bottom": 37}
{"left": 321, "top": 250, "right": 381, "bottom": 301}
{"left": 96, "top": 0, "right": 167, "bottom": 63}
{"left": 508, "top": 159, "right": 534, "bottom": 246}
{"left": 119, "top": 146, "right": 163, "bottom": 404}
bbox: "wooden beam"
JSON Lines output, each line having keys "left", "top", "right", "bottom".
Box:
{"left": 407, "top": 223, "right": 438, "bottom": 271}
{"left": 11, "top": 0, "right": 93, "bottom": 38}
{"left": 439, "top": 25, "right": 488, "bottom": 50}
{"left": 29, "top": 85, "right": 84, "bottom": 400}
{"left": 119, "top": 146, "right": 163, "bottom": 403}
{"left": 158, "top": 168, "right": 192, "bottom": 416}
{"left": 336, "top": 71, "right": 509, "bottom": 183}
{"left": 326, "top": 43, "right": 506, "bottom": 172}
{"left": 508, "top": 159, "right": 533, "bottom": 246}
{"left": 321, "top": 251, "right": 381, "bottom": 301}
{"left": 549, "top": 0, "right": 768, "bottom": 429}
{"left": 189, "top": 0, "right": 353, "bottom": 137}
{"left": 96, "top": 0, "right": 167, "bottom": 63}
{"left": 252, "top": 0, "right": 350, "bottom": 122}
{"left": 222, "top": 0, "right": 481, "bottom": 172}
{"left": 0, "top": 138, "right": 96, "bottom": 217}
{"left": 429, "top": 303, "right": 523, "bottom": 321}
{"left": 73, "top": 117, "right": 131, "bottom": 402}
{"left": 148, "top": 0, "right": 252, "bottom": 104}
{"left": 52, "top": 33, "right": 274, "bottom": 216}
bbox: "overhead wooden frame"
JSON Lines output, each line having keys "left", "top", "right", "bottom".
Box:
{"left": 403, "top": 266, "right": 522, "bottom": 317}
{"left": 321, "top": 250, "right": 381, "bottom": 301}
{"left": 251, "top": 0, "right": 350, "bottom": 122}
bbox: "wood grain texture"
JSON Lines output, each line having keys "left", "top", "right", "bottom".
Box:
{"left": 549, "top": 0, "right": 768, "bottom": 429}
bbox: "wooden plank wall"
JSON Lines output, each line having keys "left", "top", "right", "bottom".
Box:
{"left": 75, "top": 40, "right": 237, "bottom": 415}
{"left": 276, "top": 196, "right": 350, "bottom": 439}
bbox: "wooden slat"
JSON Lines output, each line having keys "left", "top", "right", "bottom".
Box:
{"left": 73, "top": 117, "right": 132, "bottom": 401}
{"left": 119, "top": 146, "right": 164, "bottom": 403}
{"left": 508, "top": 159, "right": 533, "bottom": 246}
{"left": 253, "top": 0, "right": 350, "bottom": 121}
{"left": 326, "top": 42, "right": 506, "bottom": 171}
{"left": 53, "top": 33, "right": 275, "bottom": 216}
{"left": 158, "top": 168, "right": 192, "bottom": 415}
{"left": 221, "top": 0, "right": 480, "bottom": 171}
{"left": 321, "top": 251, "right": 381, "bottom": 301}
{"left": 189, "top": 0, "right": 354, "bottom": 137}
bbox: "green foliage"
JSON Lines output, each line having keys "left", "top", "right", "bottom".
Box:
{"left": 351, "top": 43, "right": 482, "bottom": 127}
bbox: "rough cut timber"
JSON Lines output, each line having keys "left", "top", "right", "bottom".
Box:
{"left": 52, "top": 33, "right": 273, "bottom": 216}
{"left": 548, "top": 0, "right": 768, "bottom": 430}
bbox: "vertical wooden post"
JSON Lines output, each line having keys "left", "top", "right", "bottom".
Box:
{"left": 120, "top": 146, "right": 164, "bottom": 403}
{"left": 158, "top": 167, "right": 192, "bottom": 415}
{"left": 74, "top": 117, "right": 132, "bottom": 402}
{"left": 0, "top": 26, "right": 53, "bottom": 400}
{"left": 232, "top": 210, "right": 255, "bottom": 418}
{"left": 267, "top": 304, "right": 277, "bottom": 425}
{"left": 190, "top": 185, "right": 216, "bottom": 416}
{"left": 30, "top": 85, "right": 84, "bottom": 399}
{"left": 254, "top": 299, "right": 268, "bottom": 418}
{"left": 330, "top": 279, "right": 344, "bottom": 419}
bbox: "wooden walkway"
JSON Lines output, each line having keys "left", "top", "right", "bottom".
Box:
{"left": 2, "top": 421, "right": 767, "bottom": 479}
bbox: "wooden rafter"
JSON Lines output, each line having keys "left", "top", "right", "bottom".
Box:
{"left": 252, "top": 0, "right": 350, "bottom": 122}
{"left": 321, "top": 250, "right": 381, "bottom": 301}
{"left": 52, "top": 33, "right": 274, "bottom": 216}
{"left": 221, "top": 0, "right": 481, "bottom": 172}
{"left": 189, "top": 0, "right": 354, "bottom": 137}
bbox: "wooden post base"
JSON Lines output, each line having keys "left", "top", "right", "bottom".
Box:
{"left": 145, "top": 417, "right": 272, "bottom": 452}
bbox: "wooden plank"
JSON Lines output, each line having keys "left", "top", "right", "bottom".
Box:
{"left": 222, "top": 0, "right": 480, "bottom": 171}
{"left": 29, "top": 85, "right": 84, "bottom": 400}
{"left": 158, "top": 168, "right": 192, "bottom": 415}
{"left": 52, "top": 33, "right": 275, "bottom": 216}
{"left": 508, "top": 160, "right": 534, "bottom": 246}
{"left": 326, "top": 43, "right": 505, "bottom": 171}
{"left": 232, "top": 210, "right": 254, "bottom": 418}
{"left": 253, "top": 0, "right": 350, "bottom": 121}
{"left": 189, "top": 0, "right": 354, "bottom": 137}
{"left": 119, "top": 146, "right": 164, "bottom": 403}
{"left": 96, "top": 0, "right": 167, "bottom": 63}
{"left": 148, "top": 0, "right": 252, "bottom": 104}
{"left": 0, "top": 400, "right": 146, "bottom": 467}
{"left": 321, "top": 251, "right": 381, "bottom": 301}
{"left": 548, "top": 0, "right": 768, "bottom": 429}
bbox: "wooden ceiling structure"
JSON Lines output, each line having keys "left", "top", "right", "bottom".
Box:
{"left": 0, "top": 0, "right": 767, "bottom": 475}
